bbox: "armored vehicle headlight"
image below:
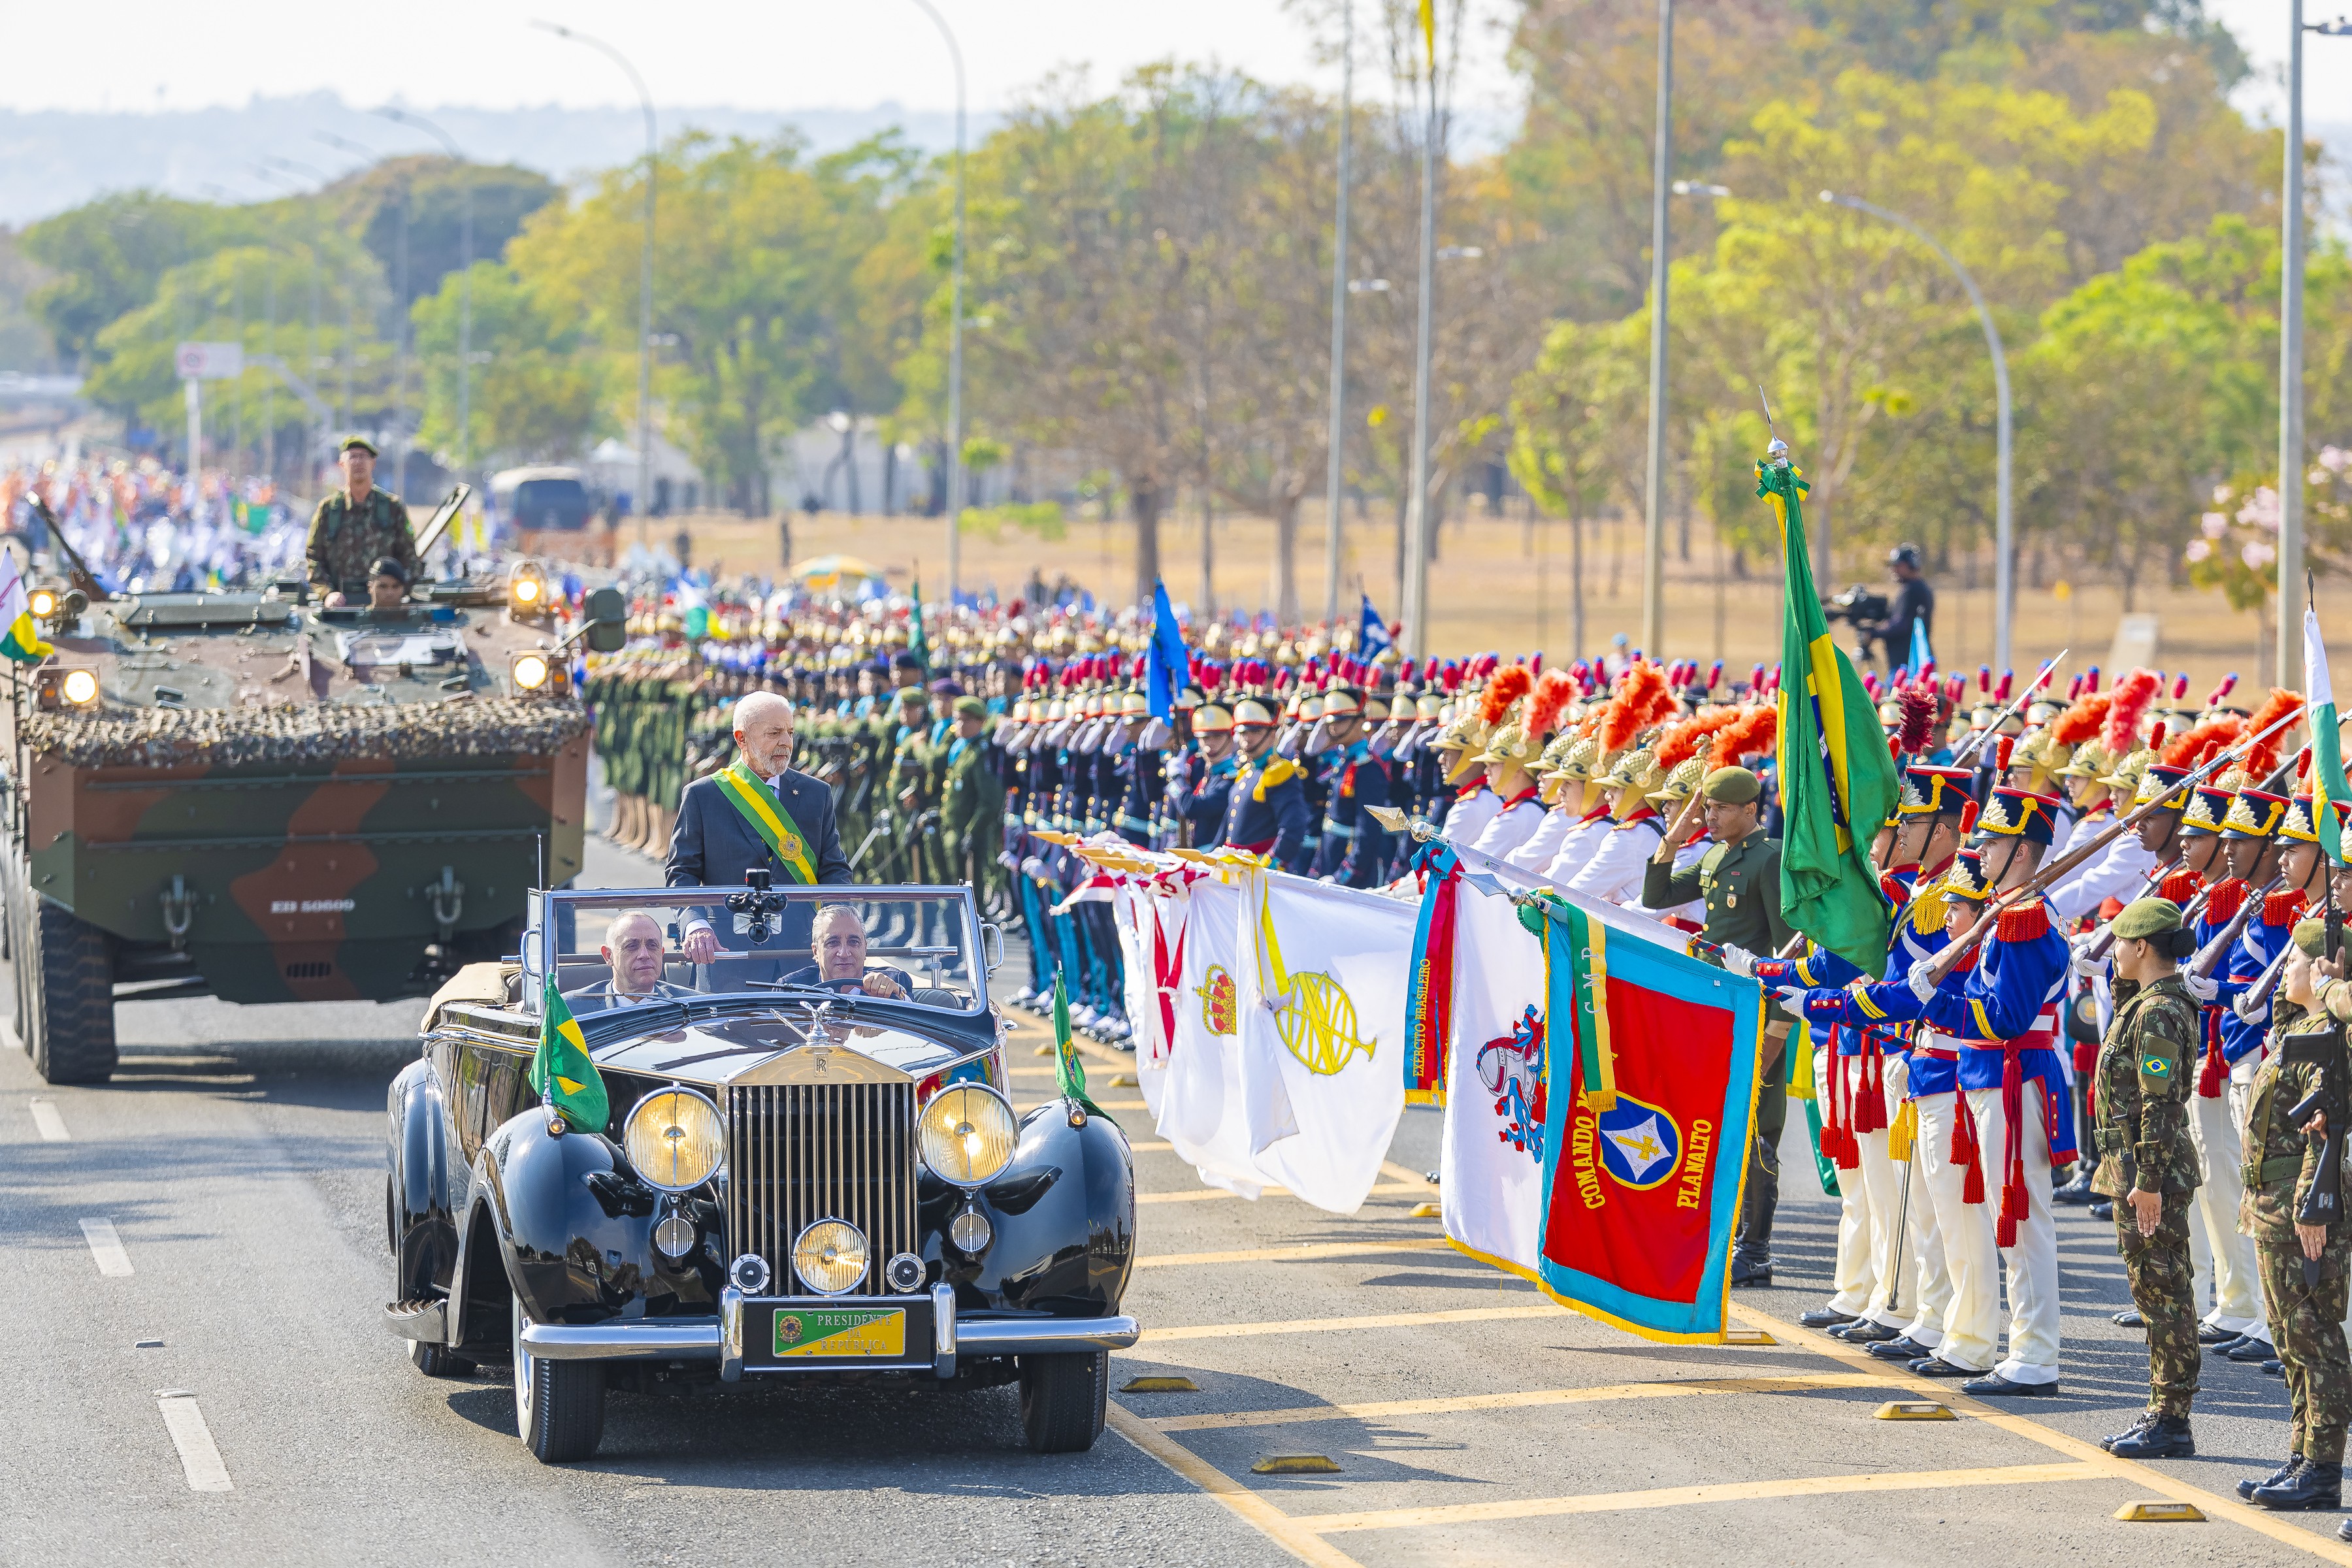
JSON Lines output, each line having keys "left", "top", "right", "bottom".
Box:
{"left": 792, "top": 1218, "right": 868, "bottom": 1296}
{"left": 623, "top": 1087, "right": 725, "bottom": 1192}
{"left": 60, "top": 668, "right": 99, "bottom": 706}
{"left": 917, "top": 1085, "right": 1018, "bottom": 1187}
{"left": 512, "top": 651, "right": 552, "bottom": 692}
{"left": 510, "top": 569, "right": 546, "bottom": 608}
{"left": 27, "top": 588, "right": 56, "bottom": 618}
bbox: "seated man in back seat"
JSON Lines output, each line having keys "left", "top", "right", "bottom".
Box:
{"left": 776, "top": 904, "right": 918, "bottom": 1000}
{"left": 564, "top": 911, "right": 697, "bottom": 1013}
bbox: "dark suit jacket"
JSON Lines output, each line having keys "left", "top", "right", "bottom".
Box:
{"left": 561, "top": 978, "right": 696, "bottom": 1015}
{"left": 666, "top": 766, "right": 854, "bottom": 896}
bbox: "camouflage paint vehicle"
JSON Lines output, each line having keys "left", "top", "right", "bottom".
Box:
{"left": 1, "top": 516, "right": 627, "bottom": 1085}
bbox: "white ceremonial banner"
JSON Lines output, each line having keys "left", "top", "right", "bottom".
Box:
{"left": 1439, "top": 877, "right": 1549, "bottom": 1278}
{"left": 1156, "top": 875, "right": 1281, "bottom": 1197}
{"left": 1110, "top": 883, "right": 1168, "bottom": 1121}
{"left": 1234, "top": 869, "right": 1414, "bottom": 1215}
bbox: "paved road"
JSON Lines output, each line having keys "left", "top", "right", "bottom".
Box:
{"left": 7, "top": 836, "right": 2352, "bottom": 1566}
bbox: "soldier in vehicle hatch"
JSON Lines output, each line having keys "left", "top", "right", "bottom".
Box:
{"left": 307, "top": 436, "right": 420, "bottom": 605}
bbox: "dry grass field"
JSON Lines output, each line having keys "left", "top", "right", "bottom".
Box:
{"left": 638, "top": 503, "right": 2303, "bottom": 693}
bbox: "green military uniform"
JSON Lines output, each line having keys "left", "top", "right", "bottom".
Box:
{"left": 2090, "top": 962, "right": 2202, "bottom": 1423}
{"left": 2241, "top": 918, "right": 2352, "bottom": 1486}
{"left": 306, "top": 486, "right": 420, "bottom": 601}
{"left": 1641, "top": 764, "right": 1793, "bottom": 1284}
{"left": 941, "top": 698, "right": 1004, "bottom": 899}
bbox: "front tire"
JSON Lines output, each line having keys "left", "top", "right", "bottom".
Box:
{"left": 25, "top": 894, "right": 116, "bottom": 1084}
{"left": 1020, "top": 1350, "right": 1107, "bottom": 1453}
{"left": 512, "top": 1297, "right": 604, "bottom": 1463}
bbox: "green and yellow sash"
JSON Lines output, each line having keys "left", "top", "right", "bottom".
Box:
{"left": 713, "top": 759, "right": 819, "bottom": 884}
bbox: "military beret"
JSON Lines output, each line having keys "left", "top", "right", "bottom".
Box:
{"left": 2111, "top": 897, "right": 2185, "bottom": 941}
{"left": 1703, "top": 766, "right": 1761, "bottom": 804}
{"left": 338, "top": 434, "right": 378, "bottom": 455}
{"left": 2294, "top": 918, "right": 2336, "bottom": 959}
{"left": 890, "top": 650, "right": 924, "bottom": 671}
{"left": 368, "top": 555, "right": 410, "bottom": 584}
{"left": 953, "top": 696, "right": 987, "bottom": 719}
{"left": 928, "top": 678, "right": 964, "bottom": 696}
{"left": 894, "top": 686, "right": 927, "bottom": 706}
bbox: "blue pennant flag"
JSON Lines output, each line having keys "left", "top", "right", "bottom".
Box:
{"left": 1358, "top": 593, "right": 1393, "bottom": 657}
{"left": 1909, "top": 616, "right": 1933, "bottom": 674}
{"left": 1147, "top": 579, "right": 1189, "bottom": 721}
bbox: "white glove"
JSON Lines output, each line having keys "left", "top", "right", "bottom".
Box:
{"left": 1774, "top": 984, "right": 1810, "bottom": 1009}
{"left": 2068, "top": 931, "right": 2107, "bottom": 979}
{"left": 1907, "top": 958, "right": 1940, "bottom": 1002}
{"left": 2233, "top": 990, "right": 2268, "bottom": 1024}
{"left": 1718, "top": 943, "right": 1757, "bottom": 980}
{"left": 2181, "top": 968, "right": 2219, "bottom": 1004}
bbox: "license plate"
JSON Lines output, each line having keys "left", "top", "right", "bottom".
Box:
{"left": 772, "top": 1307, "right": 906, "bottom": 1358}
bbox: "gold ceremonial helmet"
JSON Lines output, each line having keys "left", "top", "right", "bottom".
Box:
{"left": 1648, "top": 754, "right": 1707, "bottom": 805}
{"left": 1604, "top": 745, "right": 1665, "bottom": 818}
{"left": 1476, "top": 720, "right": 1541, "bottom": 771}
{"left": 2055, "top": 740, "right": 2110, "bottom": 781}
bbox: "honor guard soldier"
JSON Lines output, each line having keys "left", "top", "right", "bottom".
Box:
{"left": 1213, "top": 698, "right": 1311, "bottom": 862}
{"left": 2089, "top": 897, "right": 2205, "bottom": 1460}
{"left": 1171, "top": 701, "right": 1240, "bottom": 847}
{"left": 306, "top": 435, "right": 420, "bottom": 606}
{"left": 1308, "top": 689, "right": 1395, "bottom": 886}
{"left": 2238, "top": 920, "right": 2352, "bottom": 1513}
{"left": 1642, "top": 764, "right": 1793, "bottom": 1285}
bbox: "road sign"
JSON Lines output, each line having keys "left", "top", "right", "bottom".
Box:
{"left": 174, "top": 342, "right": 244, "bottom": 380}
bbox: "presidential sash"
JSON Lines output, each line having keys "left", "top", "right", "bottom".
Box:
{"left": 713, "top": 760, "right": 819, "bottom": 884}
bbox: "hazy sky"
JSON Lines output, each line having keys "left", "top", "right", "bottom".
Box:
{"left": 1, "top": 0, "right": 2336, "bottom": 127}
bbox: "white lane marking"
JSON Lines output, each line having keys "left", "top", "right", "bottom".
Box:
{"left": 80, "top": 1218, "right": 134, "bottom": 1277}
{"left": 155, "top": 1394, "right": 234, "bottom": 1492}
{"left": 29, "top": 1098, "right": 69, "bottom": 1141}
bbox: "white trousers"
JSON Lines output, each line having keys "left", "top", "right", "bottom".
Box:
{"left": 1913, "top": 1090, "right": 2001, "bottom": 1373}
{"left": 2183, "top": 1081, "right": 2265, "bottom": 1337}
{"left": 1817, "top": 1049, "right": 1889, "bottom": 1316}
{"left": 1970, "top": 1083, "right": 2061, "bottom": 1385}
{"left": 1871, "top": 1056, "right": 1952, "bottom": 1341}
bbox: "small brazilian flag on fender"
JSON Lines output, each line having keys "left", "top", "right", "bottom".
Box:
{"left": 1051, "top": 973, "right": 1107, "bottom": 1121}
{"left": 531, "top": 975, "right": 608, "bottom": 1132}
{"left": 1759, "top": 455, "right": 1897, "bottom": 970}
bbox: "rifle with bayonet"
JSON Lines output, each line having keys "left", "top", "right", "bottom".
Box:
{"left": 1950, "top": 651, "right": 2068, "bottom": 766}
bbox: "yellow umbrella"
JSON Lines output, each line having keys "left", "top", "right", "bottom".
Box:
{"left": 792, "top": 553, "right": 887, "bottom": 595}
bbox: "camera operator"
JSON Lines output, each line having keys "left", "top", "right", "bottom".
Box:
{"left": 1867, "top": 544, "right": 1936, "bottom": 670}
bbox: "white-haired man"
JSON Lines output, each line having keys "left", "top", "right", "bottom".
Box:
{"left": 563, "top": 910, "right": 696, "bottom": 1013}
{"left": 667, "top": 691, "right": 853, "bottom": 981}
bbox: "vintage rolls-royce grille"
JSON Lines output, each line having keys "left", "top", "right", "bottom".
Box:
{"left": 724, "top": 1081, "right": 918, "bottom": 1298}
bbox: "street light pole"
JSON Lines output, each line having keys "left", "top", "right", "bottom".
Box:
{"left": 1821, "top": 190, "right": 2012, "bottom": 672}
{"left": 906, "top": 0, "right": 966, "bottom": 601}
{"left": 375, "top": 108, "right": 473, "bottom": 485}
{"left": 1639, "top": 0, "right": 1673, "bottom": 655}
{"left": 535, "top": 23, "right": 657, "bottom": 542}
{"left": 1400, "top": 19, "right": 1441, "bottom": 662}
{"left": 1322, "top": 0, "right": 1354, "bottom": 630}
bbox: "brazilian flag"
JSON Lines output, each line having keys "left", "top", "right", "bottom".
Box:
{"left": 530, "top": 976, "right": 609, "bottom": 1131}
{"left": 1759, "top": 457, "right": 1897, "bottom": 970}
{"left": 1051, "top": 973, "right": 1107, "bottom": 1121}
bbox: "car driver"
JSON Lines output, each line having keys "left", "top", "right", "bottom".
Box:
{"left": 778, "top": 904, "right": 915, "bottom": 999}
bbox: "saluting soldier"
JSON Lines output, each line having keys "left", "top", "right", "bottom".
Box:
{"left": 2088, "top": 897, "right": 2205, "bottom": 1460}
{"left": 306, "top": 436, "right": 420, "bottom": 606}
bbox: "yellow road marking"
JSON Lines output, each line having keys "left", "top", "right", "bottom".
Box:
{"left": 1132, "top": 1140, "right": 1173, "bottom": 1152}
{"left": 1290, "top": 1462, "right": 2104, "bottom": 1533}
{"left": 1146, "top": 1373, "right": 1895, "bottom": 1431}
{"left": 1380, "top": 1161, "right": 1437, "bottom": 1190}
{"left": 1141, "top": 1305, "right": 1562, "bottom": 1344}
{"left": 1134, "top": 1239, "right": 1452, "bottom": 1270}
{"left": 1136, "top": 1181, "right": 1426, "bottom": 1207}
{"left": 1103, "top": 1405, "right": 1367, "bottom": 1568}
{"left": 1732, "top": 1301, "right": 2352, "bottom": 1567}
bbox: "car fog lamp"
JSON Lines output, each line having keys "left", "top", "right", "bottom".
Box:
{"left": 728, "top": 1252, "right": 772, "bottom": 1294}
{"left": 792, "top": 1218, "right": 868, "bottom": 1296}
{"left": 883, "top": 1252, "right": 926, "bottom": 1293}
{"left": 917, "top": 1085, "right": 1018, "bottom": 1187}
{"left": 653, "top": 1211, "right": 697, "bottom": 1260}
{"left": 622, "top": 1087, "right": 725, "bottom": 1192}
{"left": 949, "top": 1206, "right": 992, "bottom": 1256}
{"left": 61, "top": 668, "right": 99, "bottom": 706}
{"left": 512, "top": 651, "right": 552, "bottom": 692}
{"left": 27, "top": 588, "right": 56, "bottom": 619}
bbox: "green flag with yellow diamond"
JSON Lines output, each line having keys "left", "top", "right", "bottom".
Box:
{"left": 1051, "top": 973, "right": 1107, "bottom": 1120}
{"left": 531, "top": 975, "right": 609, "bottom": 1130}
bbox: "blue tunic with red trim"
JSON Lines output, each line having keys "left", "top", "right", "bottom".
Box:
{"left": 2218, "top": 885, "right": 2304, "bottom": 1068}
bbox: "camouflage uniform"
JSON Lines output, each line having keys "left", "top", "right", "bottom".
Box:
{"left": 2242, "top": 999, "right": 2352, "bottom": 1465}
{"left": 2091, "top": 973, "right": 2202, "bottom": 1418}
{"left": 305, "top": 487, "right": 419, "bottom": 600}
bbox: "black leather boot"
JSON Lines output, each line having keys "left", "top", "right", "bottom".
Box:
{"left": 2110, "top": 1415, "right": 2194, "bottom": 1459}
{"left": 2240, "top": 1456, "right": 2301, "bottom": 1501}
{"left": 2253, "top": 1460, "right": 2343, "bottom": 1511}
{"left": 1729, "top": 1133, "right": 1780, "bottom": 1286}
{"left": 2051, "top": 1158, "right": 2098, "bottom": 1205}
{"left": 2100, "top": 1413, "right": 2159, "bottom": 1453}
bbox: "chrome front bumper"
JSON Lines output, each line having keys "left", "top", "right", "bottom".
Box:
{"left": 506, "top": 1286, "right": 1140, "bottom": 1380}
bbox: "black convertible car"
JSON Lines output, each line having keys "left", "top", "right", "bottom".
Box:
{"left": 384, "top": 883, "right": 1137, "bottom": 1462}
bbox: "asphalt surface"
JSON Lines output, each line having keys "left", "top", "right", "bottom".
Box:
{"left": 7, "top": 834, "right": 2352, "bottom": 1567}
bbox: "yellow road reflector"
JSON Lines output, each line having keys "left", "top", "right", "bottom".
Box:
{"left": 1122, "top": 1375, "right": 1201, "bottom": 1393}
{"left": 1110, "top": 1073, "right": 1137, "bottom": 1086}
{"left": 1253, "top": 1454, "right": 1343, "bottom": 1475}
{"left": 1874, "top": 1401, "right": 1955, "bottom": 1421}
{"left": 1408, "top": 1201, "right": 1440, "bottom": 1218}
{"left": 1725, "top": 1330, "right": 1776, "bottom": 1346}
{"left": 2114, "top": 1501, "right": 2204, "bottom": 1523}
{"left": 1033, "top": 1044, "right": 1054, "bottom": 1056}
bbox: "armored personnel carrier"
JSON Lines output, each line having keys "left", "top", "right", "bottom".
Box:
{"left": 3, "top": 489, "right": 627, "bottom": 1083}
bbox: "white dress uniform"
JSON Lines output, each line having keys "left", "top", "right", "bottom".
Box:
{"left": 1467, "top": 790, "right": 1546, "bottom": 865}
{"left": 1504, "top": 802, "right": 1576, "bottom": 870}
{"left": 1566, "top": 811, "right": 1667, "bottom": 906}
{"left": 1441, "top": 785, "right": 1501, "bottom": 850}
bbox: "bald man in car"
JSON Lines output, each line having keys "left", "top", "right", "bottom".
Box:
{"left": 563, "top": 911, "right": 696, "bottom": 1013}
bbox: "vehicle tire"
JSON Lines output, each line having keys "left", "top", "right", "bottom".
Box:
{"left": 1019, "top": 1350, "right": 1107, "bottom": 1454}
{"left": 409, "top": 1337, "right": 477, "bottom": 1379}
{"left": 25, "top": 894, "right": 116, "bottom": 1085}
{"left": 512, "top": 1297, "right": 604, "bottom": 1463}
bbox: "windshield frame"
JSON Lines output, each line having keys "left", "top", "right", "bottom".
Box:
{"left": 526, "top": 883, "right": 988, "bottom": 1017}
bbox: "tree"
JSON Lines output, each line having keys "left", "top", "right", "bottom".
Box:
{"left": 413, "top": 261, "right": 605, "bottom": 465}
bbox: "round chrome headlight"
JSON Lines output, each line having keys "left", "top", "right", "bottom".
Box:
{"left": 622, "top": 1087, "right": 725, "bottom": 1192}
{"left": 792, "top": 1218, "right": 868, "bottom": 1296}
{"left": 917, "top": 1084, "right": 1018, "bottom": 1188}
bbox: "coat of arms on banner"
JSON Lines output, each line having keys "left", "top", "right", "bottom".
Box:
{"left": 1476, "top": 1005, "right": 1546, "bottom": 1160}
{"left": 1195, "top": 965, "right": 1237, "bottom": 1036}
